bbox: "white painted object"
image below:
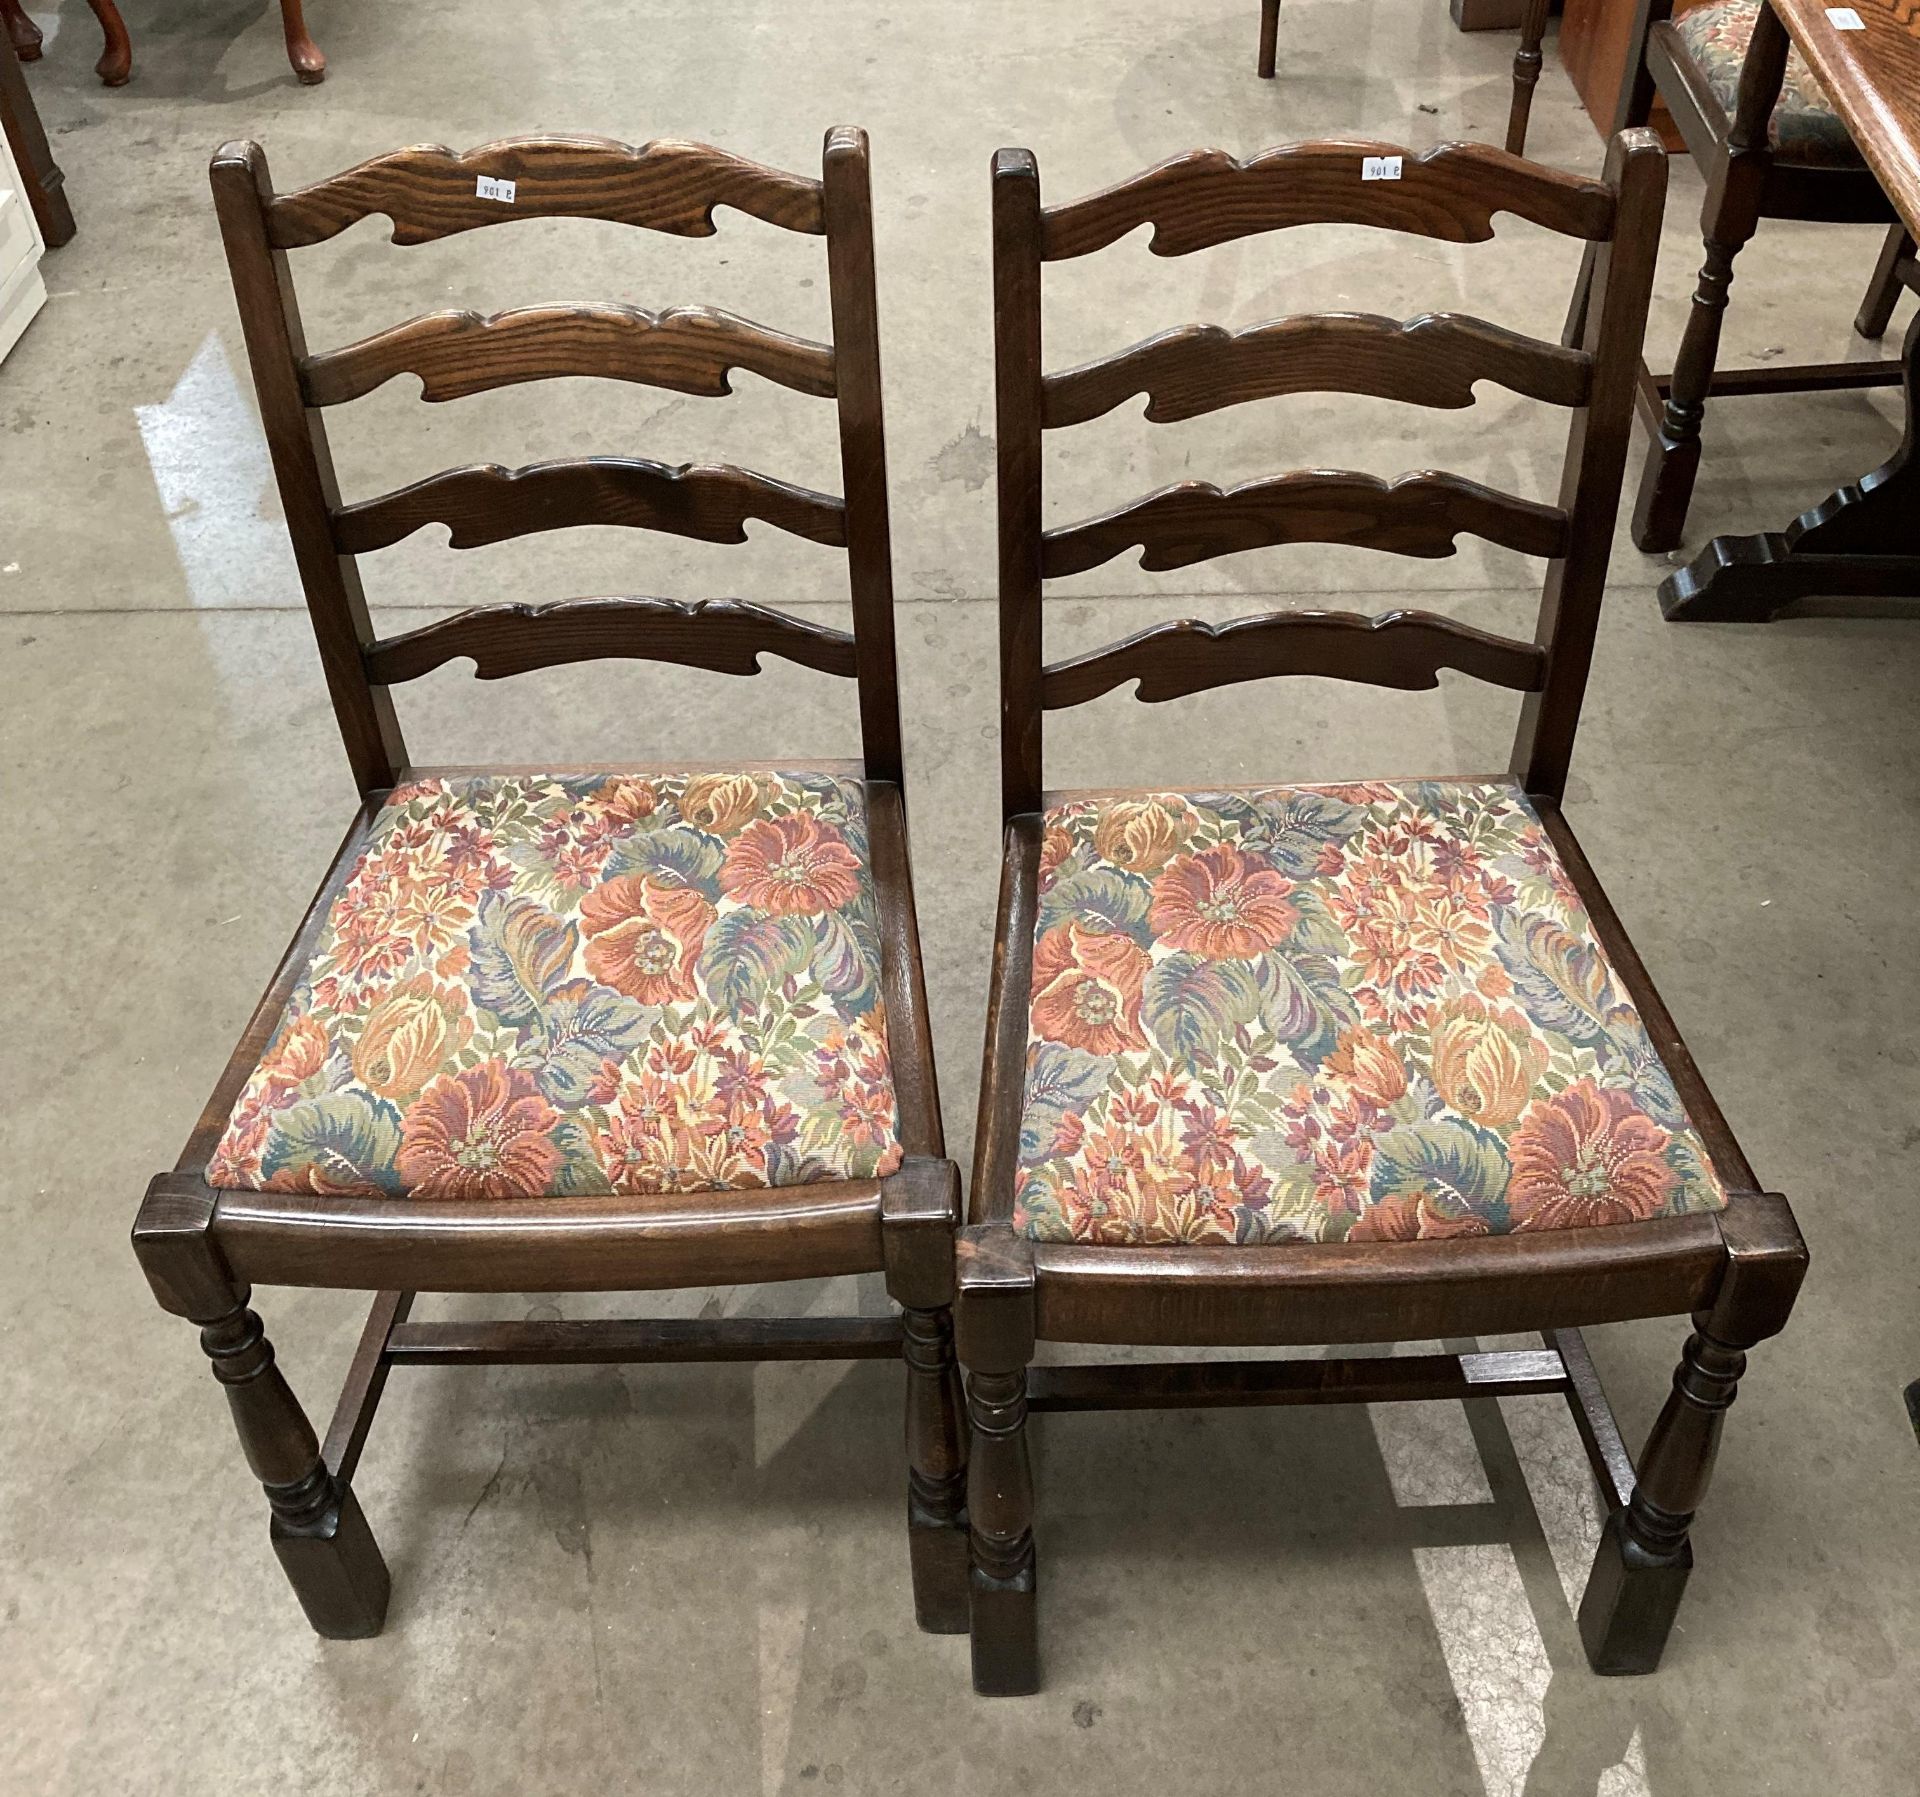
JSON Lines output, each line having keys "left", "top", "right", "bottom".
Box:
{"left": 0, "top": 121, "right": 49, "bottom": 364}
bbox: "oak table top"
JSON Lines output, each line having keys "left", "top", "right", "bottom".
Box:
{"left": 1772, "top": 0, "right": 1920, "bottom": 235}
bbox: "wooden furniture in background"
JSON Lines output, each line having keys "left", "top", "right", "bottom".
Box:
{"left": 131, "top": 129, "right": 968, "bottom": 1640}
{"left": 960, "top": 132, "right": 1807, "bottom": 1695}
{"left": 0, "top": 41, "right": 46, "bottom": 357}
{"left": 0, "top": 15, "right": 71, "bottom": 247}
{"left": 1581, "top": 0, "right": 1920, "bottom": 610}
{"left": 2, "top": 0, "right": 322, "bottom": 87}
{"left": 1560, "top": 0, "right": 1692, "bottom": 144}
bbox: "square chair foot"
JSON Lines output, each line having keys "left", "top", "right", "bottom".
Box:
{"left": 1577, "top": 1509, "right": 1693, "bottom": 1675}
{"left": 271, "top": 1484, "right": 391, "bottom": 1639}
{"left": 909, "top": 1497, "right": 971, "bottom": 1634}
{"left": 969, "top": 1567, "right": 1039, "bottom": 1695}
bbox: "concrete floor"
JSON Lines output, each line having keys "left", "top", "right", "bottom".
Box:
{"left": 2, "top": 0, "right": 1917, "bottom": 1791}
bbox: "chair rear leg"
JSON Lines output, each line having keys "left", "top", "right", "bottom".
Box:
{"left": 134, "top": 1177, "right": 389, "bottom": 1639}
{"left": 1506, "top": 0, "right": 1552, "bottom": 156}
{"left": 1855, "top": 225, "right": 1913, "bottom": 340}
{"left": 1257, "top": 0, "right": 1280, "bottom": 77}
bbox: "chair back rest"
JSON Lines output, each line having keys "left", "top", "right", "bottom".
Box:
{"left": 991, "top": 133, "right": 1668, "bottom": 818}
{"left": 212, "top": 128, "right": 903, "bottom": 794}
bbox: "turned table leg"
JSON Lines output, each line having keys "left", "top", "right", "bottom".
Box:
{"left": 280, "top": 0, "right": 326, "bottom": 83}
{"left": 84, "top": 0, "right": 131, "bottom": 86}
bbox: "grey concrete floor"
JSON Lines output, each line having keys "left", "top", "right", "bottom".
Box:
{"left": 2, "top": 0, "right": 1917, "bottom": 1792}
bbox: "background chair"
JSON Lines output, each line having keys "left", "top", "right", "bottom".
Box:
{"left": 960, "top": 130, "right": 1807, "bottom": 1695}
{"left": 131, "top": 127, "right": 967, "bottom": 1641}
{"left": 1581, "top": 0, "right": 1917, "bottom": 552}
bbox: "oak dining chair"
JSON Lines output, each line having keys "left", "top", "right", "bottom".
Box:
{"left": 960, "top": 130, "right": 1808, "bottom": 1695}
{"left": 131, "top": 128, "right": 968, "bottom": 1641}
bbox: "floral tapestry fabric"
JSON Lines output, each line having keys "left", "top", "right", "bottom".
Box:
{"left": 1012, "top": 781, "right": 1729, "bottom": 1246}
{"left": 1675, "top": 0, "right": 1860, "bottom": 167}
{"left": 210, "top": 771, "right": 903, "bottom": 1199}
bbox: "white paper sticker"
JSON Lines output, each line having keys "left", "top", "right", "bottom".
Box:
{"left": 475, "top": 175, "right": 517, "bottom": 203}
{"left": 1826, "top": 6, "right": 1864, "bottom": 25}
{"left": 1362, "top": 155, "right": 1404, "bottom": 182}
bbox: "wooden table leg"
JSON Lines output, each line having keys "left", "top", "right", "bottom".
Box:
{"left": 281, "top": 0, "right": 326, "bottom": 83}
{"left": 85, "top": 0, "right": 132, "bottom": 86}
{"left": 1660, "top": 309, "right": 1920, "bottom": 619}
{"left": 0, "top": 23, "right": 74, "bottom": 244}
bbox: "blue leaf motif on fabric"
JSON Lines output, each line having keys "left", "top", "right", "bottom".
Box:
{"left": 1258, "top": 952, "right": 1354, "bottom": 1064}
{"left": 1142, "top": 953, "right": 1261, "bottom": 1061}
{"left": 700, "top": 911, "right": 817, "bottom": 1013}
{"left": 1368, "top": 1120, "right": 1511, "bottom": 1223}
{"left": 606, "top": 826, "right": 726, "bottom": 897}
{"left": 1038, "top": 866, "right": 1155, "bottom": 946}
{"left": 535, "top": 979, "right": 655, "bottom": 1107}
{"left": 813, "top": 912, "right": 878, "bottom": 1017}
{"left": 261, "top": 1093, "right": 405, "bottom": 1195}
{"left": 1495, "top": 910, "right": 1615, "bottom": 1047}
{"left": 1203, "top": 789, "right": 1368, "bottom": 876}
{"left": 469, "top": 890, "right": 578, "bottom": 1028}
{"left": 1019, "top": 1042, "right": 1112, "bottom": 1164}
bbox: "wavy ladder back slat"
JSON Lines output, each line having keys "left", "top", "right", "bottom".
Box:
{"left": 302, "top": 305, "right": 837, "bottom": 407}
{"left": 1039, "top": 140, "right": 1617, "bottom": 261}
{"left": 331, "top": 459, "right": 849, "bottom": 556}
{"left": 993, "top": 133, "right": 1670, "bottom": 819}
{"left": 1041, "top": 313, "right": 1593, "bottom": 427}
{"left": 264, "top": 136, "right": 827, "bottom": 248}
{"left": 212, "top": 129, "right": 906, "bottom": 798}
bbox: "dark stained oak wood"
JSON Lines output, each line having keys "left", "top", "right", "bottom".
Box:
{"left": 153, "top": 128, "right": 963, "bottom": 1641}
{"left": 964, "top": 131, "right": 1805, "bottom": 1695}
{"left": 303, "top": 304, "right": 837, "bottom": 407}
{"left": 332, "top": 457, "right": 847, "bottom": 556}
{"left": 362, "top": 596, "right": 859, "bottom": 686}
{"left": 1038, "top": 608, "right": 1548, "bottom": 707}
{"left": 1040, "top": 140, "right": 1617, "bottom": 262}
{"left": 1041, "top": 470, "right": 1570, "bottom": 577}
{"left": 1041, "top": 312, "right": 1592, "bottom": 427}
{"left": 266, "top": 135, "right": 826, "bottom": 248}
{"left": 0, "top": 28, "right": 74, "bottom": 246}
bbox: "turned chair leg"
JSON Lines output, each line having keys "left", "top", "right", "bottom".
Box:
{"left": 280, "top": 0, "right": 326, "bottom": 84}
{"left": 1506, "top": 0, "right": 1552, "bottom": 156}
{"left": 1855, "top": 226, "right": 1913, "bottom": 340}
{"left": 881, "top": 1161, "right": 969, "bottom": 1633}
{"left": 83, "top": 0, "right": 130, "bottom": 85}
{"left": 134, "top": 1176, "right": 389, "bottom": 1639}
{"left": 955, "top": 1228, "right": 1039, "bottom": 1695}
{"left": 1257, "top": 0, "right": 1280, "bottom": 78}
{"left": 2, "top": 0, "right": 44, "bottom": 60}
{"left": 902, "top": 1305, "right": 970, "bottom": 1633}
{"left": 1632, "top": 212, "right": 1760, "bottom": 553}
{"left": 1578, "top": 1316, "right": 1748, "bottom": 1672}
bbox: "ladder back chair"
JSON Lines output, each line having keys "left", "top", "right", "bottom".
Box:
{"left": 131, "top": 128, "right": 968, "bottom": 1641}
{"left": 961, "top": 132, "right": 1807, "bottom": 1695}
{"left": 1581, "top": 0, "right": 1918, "bottom": 561}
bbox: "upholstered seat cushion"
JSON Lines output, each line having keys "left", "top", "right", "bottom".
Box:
{"left": 1674, "top": 0, "right": 1861, "bottom": 167}
{"left": 1012, "top": 781, "right": 1728, "bottom": 1246}
{"left": 210, "top": 770, "right": 903, "bottom": 1199}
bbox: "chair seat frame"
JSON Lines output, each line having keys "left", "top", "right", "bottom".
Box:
{"left": 958, "top": 133, "right": 1808, "bottom": 1696}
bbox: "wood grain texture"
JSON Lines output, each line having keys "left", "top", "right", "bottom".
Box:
{"left": 266, "top": 135, "right": 825, "bottom": 248}
{"left": 303, "top": 304, "right": 836, "bottom": 406}
{"left": 1043, "top": 313, "right": 1592, "bottom": 425}
{"left": 1041, "top": 470, "right": 1570, "bottom": 575}
{"left": 1039, "top": 607, "right": 1548, "bottom": 707}
{"left": 1041, "top": 140, "right": 1617, "bottom": 261}
{"left": 361, "top": 596, "right": 859, "bottom": 685}
{"left": 332, "top": 457, "right": 848, "bottom": 555}
{"left": 1770, "top": 0, "right": 1920, "bottom": 239}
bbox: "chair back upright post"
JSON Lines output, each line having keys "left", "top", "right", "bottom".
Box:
{"left": 211, "top": 129, "right": 905, "bottom": 801}
{"left": 991, "top": 134, "right": 1669, "bottom": 823}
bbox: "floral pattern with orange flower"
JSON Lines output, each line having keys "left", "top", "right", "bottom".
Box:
{"left": 1013, "top": 781, "right": 1726, "bottom": 1246}
{"left": 209, "top": 771, "right": 902, "bottom": 1198}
